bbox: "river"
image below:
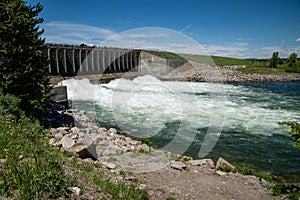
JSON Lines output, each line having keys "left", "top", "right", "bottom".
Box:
{"left": 61, "top": 75, "right": 300, "bottom": 182}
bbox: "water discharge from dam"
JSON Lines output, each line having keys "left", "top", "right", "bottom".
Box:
{"left": 61, "top": 75, "right": 300, "bottom": 182}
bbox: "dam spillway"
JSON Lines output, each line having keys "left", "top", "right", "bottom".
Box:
{"left": 45, "top": 44, "right": 189, "bottom": 84}
{"left": 45, "top": 44, "right": 142, "bottom": 83}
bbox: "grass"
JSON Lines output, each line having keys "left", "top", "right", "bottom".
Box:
{"left": 0, "top": 93, "right": 149, "bottom": 199}
{"left": 147, "top": 51, "right": 182, "bottom": 59}
{"left": 236, "top": 163, "right": 273, "bottom": 182}
{"left": 0, "top": 114, "right": 68, "bottom": 199}
{"left": 268, "top": 183, "right": 300, "bottom": 200}
{"left": 92, "top": 173, "right": 148, "bottom": 200}
{"left": 147, "top": 50, "right": 300, "bottom": 75}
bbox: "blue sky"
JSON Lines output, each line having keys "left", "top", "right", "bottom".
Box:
{"left": 27, "top": 0, "right": 300, "bottom": 59}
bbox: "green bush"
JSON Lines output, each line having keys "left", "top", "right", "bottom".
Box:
{"left": 279, "top": 121, "right": 300, "bottom": 150}
{"left": 0, "top": 91, "right": 23, "bottom": 118}
{"left": 269, "top": 183, "right": 300, "bottom": 200}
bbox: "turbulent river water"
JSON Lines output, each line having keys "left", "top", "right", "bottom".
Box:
{"left": 61, "top": 75, "right": 300, "bottom": 182}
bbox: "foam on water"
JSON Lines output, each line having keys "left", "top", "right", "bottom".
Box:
{"left": 61, "top": 76, "right": 299, "bottom": 138}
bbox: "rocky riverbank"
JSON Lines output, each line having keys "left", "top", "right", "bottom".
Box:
{"left": 166, "top": 61, "right": 300, "bottom": 83}
{"left": 187, "top": 68, "right": 300, "bottom": 83}
{"left": 47, "top": 108, "right": 285, "bottom": 199}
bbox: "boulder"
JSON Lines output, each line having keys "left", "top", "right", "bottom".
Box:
{"left": 61, "top": 135, "right": 75, "bottom": 149}
{"left": 206, "top": 159, "right": 215, "bottom": 169}
{"left": 170, "top": 161, "right": 186, "bottom": 170}
{"left": 108, "top": 128, "right": 117, "bottom": 135}
{"left": 137, "top": 144, "right": 150, "bottom": 153}
{"left": 71, "top": 127, "right": 79, "bottom": 134}
{"left": 57, "top": 127, "right": 70, "bottom": 135}
{"left": 188, "top": 159, "right": 215, "bottom": 169}
{"left": 188, "top": 159, "right": 207, "bottom": 166}
{"left": 216, "top": 157, "right": 236, "bottom": 172}
{"left": 69, "top": 142, "right": 98, "bottom": 160}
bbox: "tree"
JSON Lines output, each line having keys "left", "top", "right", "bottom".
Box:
{"left": 269, "top": 52, "right": 279, "bottom": 68}
{"left": 287, "top": 52, "right": 298, "bottom": 68}
{"left": 0, "top": 0, "right": 49, "bottom": 118}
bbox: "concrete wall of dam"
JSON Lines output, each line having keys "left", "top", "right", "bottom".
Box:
{"left": 139, "top": 51, "right": 188, "bottom": 78}
{"left": 46, "top": 45, "right": 141, "bottom": 82}
{"left": 45, "top": 44, "right": 188, "bottom": 83}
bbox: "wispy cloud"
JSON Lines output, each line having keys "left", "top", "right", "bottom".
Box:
{"left": 41, "top": 21, "right": 116, "bottom": 45}
{"left": 39, "top": 22, "right": 300, "bottom": 59}
{"left": 202, "top": 44, "right": 248, "bottom": 58}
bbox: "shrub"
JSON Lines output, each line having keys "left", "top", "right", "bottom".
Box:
{"left": 0, "top": 91, "right": 23, "bottom": 118}
{"left": 279, "top": 121, "right": 300, "bottom": 150}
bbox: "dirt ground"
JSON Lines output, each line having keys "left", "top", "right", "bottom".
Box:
{"left": 135, "top": 165, "right": 285, "bottom": 200}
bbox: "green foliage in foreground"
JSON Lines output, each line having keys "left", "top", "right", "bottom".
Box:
{"left": 268, "top": 184, "right": 300, "bottom": 200}
{"left": 0, "top": 92, "right": 23, "bottom": 118}
{"left": 92, "top": 173, "right": 149, "bottom": 200}
{"left": 0, "top": 93, "right": 150, "bottom": 199}
{"left": 0, "top": 115, "right": 67, "bottom": 199}
{"left": 0, "top": 0, "right": 49, "bottom": 118}
{"left": 279, "top": 121, "right": 300, "bottom": 150}
{"left": 0, "top": 94, "right": 67, "bottom": 199}
{"left": 235, "top": 163, "right": 273, "bottom": 182}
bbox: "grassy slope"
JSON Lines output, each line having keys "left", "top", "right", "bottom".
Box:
{"left": 148, "top": 51, "right": 300, "bottom": 75}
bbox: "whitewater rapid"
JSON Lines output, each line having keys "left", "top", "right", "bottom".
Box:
{"left": 61, "top": 75, "right": 299, "bottom": 138}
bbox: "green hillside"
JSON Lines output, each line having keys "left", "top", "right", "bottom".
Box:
{"left": 148, "top": 51, "right": 300, "bottom": 74}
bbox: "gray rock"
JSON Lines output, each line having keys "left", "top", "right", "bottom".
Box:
{"left": 216, "top": 170, "right": 227, "bottom": 176}
{"left": 61, "top": 135, "right": 75, "bottom": 149}
{"left": 49, "top": 128, "right": 57, "bottom": 135}
{"left": 206, "top": 159, "right": 215, "bottom": 169}
{"left": 125, "top": 176, "right": 138, "bottom": 182}
{"left": 0, "top": 158, "right": 7, "bottom": 165}
{"left": 67, "top": 187, "right": 81, "bottom": 195}
{"left": 170, "top": 161, "right": 186, "bottom": 170}
{"left": 216, "top": 157, "right": 236, "bottom": 172}
{"left": 57, "top": 127, "right": 70, "bottom": 135}
{"left": 69, "top": 142, "right": 98, "bottom": 160}
{"left": 108, "top": 128, "right": 117, "bottom": 135}
{"left": 79, "top": 110, "right": 86, "bottom": 115}
{"left": 71, "top": 127, "right": 79, "bottom": 134}
{"left": 68, "top": 133, "right": 79, "bottom": 139}
{"left": 188, "top": 159, "right": 207, "bottom": 166}
{"left": 138, "top": 184, "right": 147, "bottom": 190}
{"left": 49, "top": 138, "right": 62, "bottom": 147}
{"left": 137, "top": 144, "right": 150, "bottom": 152}
{"left": 88, "top": 133, "right": 105, "bottom": 143}
{"left": 54, "top": 132, "right": 63, "bottom": 139}
{"left": 101, "top": 161, "right": 116, "bottom": 169}
{"left": 103, "top": 145, "right": 123, "bottom": 156}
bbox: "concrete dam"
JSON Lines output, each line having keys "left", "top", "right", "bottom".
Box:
{"left": 45, "top": 44, "right": 188, "bottom": 83}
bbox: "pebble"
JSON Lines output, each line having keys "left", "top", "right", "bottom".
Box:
{"left": 67, "top": 187, "right": 81, "bottom": 195}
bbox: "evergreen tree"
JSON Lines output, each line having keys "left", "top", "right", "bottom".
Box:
{"left": 287, "top": 52, "right": 298, "bottom": 68}
{"left": 269, "top": 52, "right": 279, "bottom": 68}
{"left": 0, "top": 0, "right": 49, "bottom": 118}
